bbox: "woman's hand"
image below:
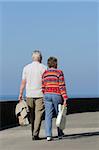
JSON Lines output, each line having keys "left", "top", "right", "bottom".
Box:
{"left": 63, "top": 98, "right": 68, "bottom": 107}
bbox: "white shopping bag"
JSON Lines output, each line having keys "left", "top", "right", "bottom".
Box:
{"left": 56, "top": 104, "right": 67, "bottom": 130}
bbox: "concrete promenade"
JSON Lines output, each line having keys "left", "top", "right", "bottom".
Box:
{"left": 0, "top": 112, "right": 99, "bottom": 150}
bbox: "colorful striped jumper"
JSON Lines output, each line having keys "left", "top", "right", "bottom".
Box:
{"left": 42, "top": 68, "right": 68, "bottom": 101}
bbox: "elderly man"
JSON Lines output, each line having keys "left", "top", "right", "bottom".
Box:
{"left": 18, "top": 50, "right": 47, "bottom": 140}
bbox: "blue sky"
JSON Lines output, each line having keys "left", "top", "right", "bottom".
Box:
{"left": 0, "top": 1, "right": 99, "bottom": 99}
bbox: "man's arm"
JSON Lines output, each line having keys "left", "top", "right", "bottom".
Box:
{"left": 18, "top": 79, "right": 26, "bottom": 102}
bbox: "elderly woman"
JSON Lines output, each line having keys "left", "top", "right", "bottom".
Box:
{"left": 42, "top": 57, "right": 68, "bottom": 141}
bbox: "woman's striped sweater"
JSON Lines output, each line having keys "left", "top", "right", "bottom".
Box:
{"left": 42, "top": 68, "right": 68, "bottom": 101}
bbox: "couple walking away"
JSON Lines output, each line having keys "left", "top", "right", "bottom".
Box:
{"left": 18, "top": 50, "right": 68, "bottom": 141}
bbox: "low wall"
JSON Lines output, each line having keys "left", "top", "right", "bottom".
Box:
{"left": 0, "top": 98, "right": 99, "bottom": 130}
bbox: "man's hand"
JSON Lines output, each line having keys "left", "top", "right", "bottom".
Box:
{"left": 18, "top": 94, "right": 23, "bottom": 102}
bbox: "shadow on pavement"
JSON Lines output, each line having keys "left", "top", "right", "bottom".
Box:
{"left": 40, "top": 131, "right": 99, "bottom": 141}
{"left": 63, "top": 131, "right": 99, "bottom": 139}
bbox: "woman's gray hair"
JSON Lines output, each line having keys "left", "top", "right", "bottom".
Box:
{"left": 32, "top": 50, "right": 42, "bottom": 63}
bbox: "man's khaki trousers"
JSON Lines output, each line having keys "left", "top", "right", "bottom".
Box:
{"left": 26, "top": 97, "right": 44, "bottom": 137}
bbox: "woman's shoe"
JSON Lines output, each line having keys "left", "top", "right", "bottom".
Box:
{"left": 47, "top": 137, "right": 52, "bottom": 141}
{"left": 58, "top": 132, "right": 64, "bottom": 139}
{"left": 58, "top": 135, "right": 63, "bottom": 139}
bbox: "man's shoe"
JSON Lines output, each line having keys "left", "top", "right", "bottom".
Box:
{"left": 32, "top": 136, "right": 40, "bottom": 140}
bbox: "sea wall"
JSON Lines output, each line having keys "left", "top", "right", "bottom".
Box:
{"left": 0, "top": 98, "right": 99, "bottom": 130}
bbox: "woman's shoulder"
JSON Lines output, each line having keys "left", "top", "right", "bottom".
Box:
{"left": 56, "top": 69, "right": 63, "bottom": 74}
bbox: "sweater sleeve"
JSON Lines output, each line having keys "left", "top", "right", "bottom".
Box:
{"left": 59, "top": 70, "right": 68, "bottom": 101}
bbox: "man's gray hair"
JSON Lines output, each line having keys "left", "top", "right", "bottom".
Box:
{"left": 32, "top": 50, "right": 42, "bottom": 63}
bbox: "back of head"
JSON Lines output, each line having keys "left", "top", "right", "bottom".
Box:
{"left": 47, "top": 57, "right": 57, "bottom": 69}
{"left": 32, "top": 50, "right": 42, "bottom": 63}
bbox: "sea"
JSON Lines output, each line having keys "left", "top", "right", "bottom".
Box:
{"left": 0, "top": 95, "right": 99, "bottom": 101}
{"left": 0, "top": 95, "right": 20, "bottom": 101}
